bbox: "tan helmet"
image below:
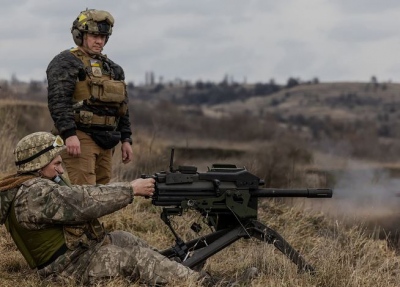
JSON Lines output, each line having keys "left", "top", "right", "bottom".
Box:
{"left": 71, "top": 8, "right": 114, "bottom": 46}
{"left": 14, "top": 132, "right": 65, "bottom": 173}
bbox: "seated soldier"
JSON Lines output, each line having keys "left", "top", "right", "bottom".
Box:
{"left": 0, "top": 132, "right": 257, "bottom": 286}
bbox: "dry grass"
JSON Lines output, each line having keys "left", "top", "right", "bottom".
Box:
{"left": 1, "top": 198, "right": 399, "bottom": 287}
{"left": 1, "top": 100, "right": 400, "bottom": 286}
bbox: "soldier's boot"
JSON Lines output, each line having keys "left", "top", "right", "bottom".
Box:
{"left": 198, "top": 267, "right": 259, "bottom": 287}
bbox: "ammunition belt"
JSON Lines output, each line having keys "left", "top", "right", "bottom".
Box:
{"left": 74, "top": 113, "right": 117, "bottom": 127}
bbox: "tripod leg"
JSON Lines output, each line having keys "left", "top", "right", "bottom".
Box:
{"left": 160, "top": 228, "right": 230, "bottom": 258}
{"left": 248, "top": 220, "right": 315, "bottom": 274}
{"left": 160, "top": 226, "right": 248, "bottom": 268}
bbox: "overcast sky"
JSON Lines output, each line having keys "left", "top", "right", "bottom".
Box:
{"left": 1, "top": 0, "right": 400, "bottom": 85}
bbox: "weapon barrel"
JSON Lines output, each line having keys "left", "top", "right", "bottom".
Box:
{"left": 251, "top": 188, "right": 332, "bottom": 198}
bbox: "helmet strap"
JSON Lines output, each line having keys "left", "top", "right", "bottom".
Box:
{"left": 15, "top": 145, "right": 55, "bottom": 166}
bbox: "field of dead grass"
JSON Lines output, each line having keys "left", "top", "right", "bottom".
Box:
{"left": 1, "top": 100, "right": 400, "bottom": 286}
{"left": 1, "top": 197, "right": 399, "bottom": 287}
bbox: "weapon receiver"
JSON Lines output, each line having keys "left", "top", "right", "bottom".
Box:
{"left": 144, "top": 149, "right": 333, "bottom": 273}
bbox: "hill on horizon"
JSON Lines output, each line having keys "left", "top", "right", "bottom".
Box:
{"left": 2, "top": 79, "right": 400, "bottom": 163}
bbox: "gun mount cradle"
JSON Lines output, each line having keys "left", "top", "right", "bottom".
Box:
{"left": 145, "top": 149, "right": 332, "bottom": 273}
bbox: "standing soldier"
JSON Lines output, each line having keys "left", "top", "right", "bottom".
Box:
{"left": 0, "top": 132, "right": 257, "bottom": 286}
{"left": 47, "top": 8, "right": 133, "bottom": 185}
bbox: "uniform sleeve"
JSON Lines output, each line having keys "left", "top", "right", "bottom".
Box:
{"left": 107, "top": 59, "right": 132, "bottom": 140}
{"left": 14, "top": 179, "right": 134, "bottom": 229}
{"left": 46, "top": 50, "right": 83, "bottom": 139}
{"left": 117, "top": 106, "right": 132, "bottom": 141}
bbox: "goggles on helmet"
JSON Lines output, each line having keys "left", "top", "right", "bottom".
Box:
{"left": 95, "top": 21, "right": 112, "bottom": 35}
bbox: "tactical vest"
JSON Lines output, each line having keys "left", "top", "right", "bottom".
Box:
{"left": 5, "top": 202, "right": 65, "bottom": 269}
{"left": 70, "top": 48, "right": 128, "bottom": 129}
{"left": 4, "top": 177, "right": 106, "bottom": 269}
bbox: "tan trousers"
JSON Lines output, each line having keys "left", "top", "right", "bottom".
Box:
{"left": 62, "top": 130, "right": 112, "bottom": 185}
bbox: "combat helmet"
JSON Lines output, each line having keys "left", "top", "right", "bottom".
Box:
{"left": 71, "top": 8, "right": 114, "bottom": 46}
{"left": 14, "top": 132, "right": 65, "bottom": 173}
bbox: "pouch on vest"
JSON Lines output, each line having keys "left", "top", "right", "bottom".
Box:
{"left": 91, "top": 130, "right": 121, "bottom": 149}
{"left": 78, "top": 110, "right": 93, "bottom": 125}
{"left": 88, "top": 220, "right": 106, "bottom": 241}
{"left": 73, "top": 80, "right": 91, "bottom": 102}
{"left": 63, "top": 225, "right": 90, "bottom": 250}
{"left": 90, "top": 79, "right": 126, "bottom": 103}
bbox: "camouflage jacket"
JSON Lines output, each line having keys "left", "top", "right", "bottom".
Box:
{"left": 46, "top": 49, "right": 132, "bottom": 140}
{"left": 1, "top": 177, "right": 133, "bottom": 277}
{"left": 13, "top": 177, "right": 133, "bottom": 228}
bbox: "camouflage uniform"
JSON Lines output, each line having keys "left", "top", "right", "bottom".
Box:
{"left": 46, "top": 9, "right": 133, "bottom": 185}
{"left": 7, "top": 177, "right": 199, "bottom": 285}
{"left": 1, "top": 132, "right": 252, "bottom": 286}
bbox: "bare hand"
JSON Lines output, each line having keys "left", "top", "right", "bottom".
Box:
{"left": 65, "top": 135, "right": 81, "bottom": 157}
{"left": 131, "top": 178, "right": 155, "bottom": 197}
{"left": 121, "top": 141, "right": 133, "bottom": 164}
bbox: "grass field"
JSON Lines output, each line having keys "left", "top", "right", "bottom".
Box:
{"left": 1, "top": 196, "right": 399, "bottom": 286}
{"left": 1, "top": 99, "right": 400, "bottom": 286}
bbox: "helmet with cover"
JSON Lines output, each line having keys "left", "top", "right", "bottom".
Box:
{"left": 71, "top": 8, "right": 114, "bottom": 46}
{"left": 14, "top": 132, "right": 65, "bottom": 173}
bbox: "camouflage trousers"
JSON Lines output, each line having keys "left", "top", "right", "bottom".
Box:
{"left": 38, "top": 230, "right": 200, "bottom": 286}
